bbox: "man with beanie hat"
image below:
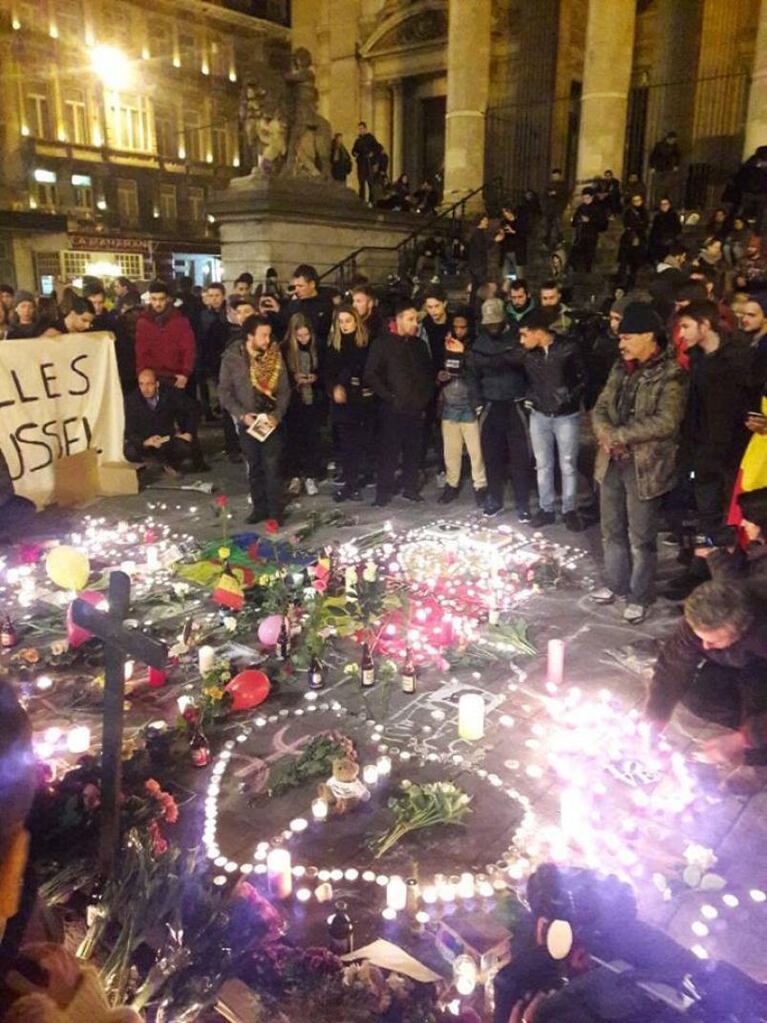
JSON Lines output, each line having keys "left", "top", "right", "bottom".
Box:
{"left": 6, "top": 292, "right": 43, "bottom": 340}
{"left": 466, "top": 297, "right": 533, "bottom": 520}
{"left": 570, "top": 187, "right": 607, "bottom": 273}
{"left": 592, "top": 302, "right": 688, "bottom": 623}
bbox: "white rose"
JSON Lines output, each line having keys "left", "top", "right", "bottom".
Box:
{"left": 345, "top": 566, "right": 358, "bottom": 592}
{"left": 363, "top": 561, "right": 377, "bottom": 583}
{"left": 683, "top": 843, "right": 716, "bottom": 871}
{"left": 223, "top": 616, "right": 237, "bottom": 632}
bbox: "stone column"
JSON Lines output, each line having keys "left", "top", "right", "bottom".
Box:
{"left": 575, "top": 0, "right": 637, "bottom": 183}
{"left": 648, "top": 0, "right": 702, "bottom": 160}
{"left": 443, "top": 0, "right": 492, "bottom": 205}
{"left": 391, "top": 81, "right": 404, "bottom": 180}
{"left": 373, "top": 84, "right": 392, "bottom": 158}
{"left": 744, "top": 0, "right": 767, "bottom": 156}
{"left": 360, "top": 62, "right": 374, "bottom": 134}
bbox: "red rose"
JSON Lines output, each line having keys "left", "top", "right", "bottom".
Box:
{"left": 265, "top": 519, "right": 279, "bottom": 534}
{"left": 215, "top": 495, "right": 229, "bottom": 508}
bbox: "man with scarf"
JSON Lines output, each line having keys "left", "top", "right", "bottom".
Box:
{"left": 219, "top": 314, "right": 290, "bottom": 524}
{"left": 135, "top": 280, "right": 195, "bottom": 388}
{"left": 591, "top": 303, "right": 688, "bottom": 623}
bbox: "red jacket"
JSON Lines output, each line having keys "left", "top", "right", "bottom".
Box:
{"left": 135, "top": 306, "right": 195, "bottom": 379}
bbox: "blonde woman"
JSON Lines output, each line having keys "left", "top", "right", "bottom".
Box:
{"left": 281, "top": 312, "right": 323, "bottom": 496}
{"left": 325, "top": 305, "right": 373, "bottom": 502}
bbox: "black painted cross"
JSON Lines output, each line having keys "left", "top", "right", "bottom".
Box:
{"left": 71, "top": 570, "right": 167, "bottom": 870}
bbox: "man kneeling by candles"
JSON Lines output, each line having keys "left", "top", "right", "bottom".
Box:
{"left": 124, "top": 368, "right": 209, "bottom": 477}
{"left": 646, "top": 579, "right": 767, "bottom": 785}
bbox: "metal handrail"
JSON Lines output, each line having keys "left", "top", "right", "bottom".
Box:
{"left": 319, "top": 177, "right": 502, "bottom": 286}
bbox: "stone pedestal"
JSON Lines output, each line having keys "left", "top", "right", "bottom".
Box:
{"left": 208, "top": 176, "right": 420, "bottom": 287}
{"left": 575, "top": 0, "right": 637, "bottom": 183}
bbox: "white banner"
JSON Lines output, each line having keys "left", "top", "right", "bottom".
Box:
{"left": 0, "top": 332, "right": 125, "bottom": 506}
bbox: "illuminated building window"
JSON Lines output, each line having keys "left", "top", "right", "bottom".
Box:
{"left": 72, "top": 173, "right": 94, "bottom": 210}
{"left": 108, "top": 94, "right": 151, "bottom": 152}
{"left": 116, "top": 177, "right": 140, "bottom": 225}
{"left": 159, "top": 183, "right": 177, "bottom": 222}
{"left": 57, "top": 0, "right": 84, "bottom": 40}
{"left": 63, "top": 89, "right": 88, "bottom": 145}
{"left": 33, "top": 168, "right": 58, "bottom": 209}
{"left": 188, "top": 186, "right": 204, "bottom": 222}
{"left": 211, "top": 123, "right": 228, "bottom": 165}
{"left": 25, "top": 85, "right": 52, "bottom": 139}
{"left": 154, "top": 106, "right": 176, "bottom": 159}
{"left": 183, "top": 109, "right": 203, "bottom": 162}
{"left": 209, "top": 37, "right": 228, "bottom": 77}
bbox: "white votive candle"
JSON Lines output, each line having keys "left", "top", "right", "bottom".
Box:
{"left": 547, "top": 638, "right": 565, "bottom": 686}
{"left": 458, "top": 693, "right": 485, "bottom": 741}
{"left": 457, "top": 872, "right": 475, "bottom": 899}
{"left": 386, "top": 875, "right": 407, "bottom": 911}
{"left": 266, "top": 849, "right": 292, "bottom": 899}
{"left": 146, "top": 545, "right": 160, "bottom": 571}
{"left": 376, "top": 755, "right": 392, "bottom": 776}
{"left": 315, "top": 882, "right": 334, "bottom": 902}
{"left": 312, "top": 798, "right": 328, "bottom": 821}
{"left": 362, "top": 764, "right": 379, "bottom": 785}
{"left": 198, "top": 645, "right": 216, "bottom": 674}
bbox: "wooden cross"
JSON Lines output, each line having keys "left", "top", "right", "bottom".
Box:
{"left": 71, "top": 570, "right": 167, "bottom": 870}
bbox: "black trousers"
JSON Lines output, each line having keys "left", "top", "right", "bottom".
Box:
{"left": 421, "top": 396, "right": 445, "bottom": 471}
{"left": 481, "top": 400, "right": 534, "bottom": 511}
{"left": 336, "top": 403, "right": 375, "bottom": 491}
{"left": 357, "top": 166, "right": 370, "bottom": 201}
{"left": 284, "top": 399, "right": 324, "bottom": 479}
{"left": 570, "top": 237, "right": 598, "bottom": 273}
{"left": 124, "top": 436, "right": 199, "bottom": 470}
{"left": 377, "top": 407, "right": 423, "bottom": 497}
{"left": 223, "top": 411, "right": 240, "bottom": 456}
{"left": 238, "top": 424, "right": 283, "bottom": 519}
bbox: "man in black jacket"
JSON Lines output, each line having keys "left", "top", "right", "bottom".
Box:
{"left": 541, "top": 168, "right": 568, "bottom": 250}
{"left": 196, "top": 283, "right": 230, "bottom": 421}
{"left": 518, "top": 309, "right": 587, "bottom": 530}
{"left": 465, "top": 297, "right": 533, "bottom": 521}
{"left": 364, "top": 301, "right": 434, "bottom": 506}
{"left": 124, "top": 368, "right": 206, "bottom": 475}
{"left": 647, "top": 581, "right": 767, "bottom": 772}
{"left": 351, "top": 121, "right": 381, "bottom": 203}
{"left": 570, "top": 188, "right": 607, "bottom": 273}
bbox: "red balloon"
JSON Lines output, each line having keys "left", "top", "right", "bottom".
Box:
{"left": 66, "top": 590, "right": 103, "bottom": 648}
{"left": 225, "top": 669, "right": 271, "bottom": 712}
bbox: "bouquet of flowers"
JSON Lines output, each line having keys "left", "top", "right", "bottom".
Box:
{"left": 372, "top": 780, "right": 472, "bottom": 858}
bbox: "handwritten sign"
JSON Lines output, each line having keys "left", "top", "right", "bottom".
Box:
{"left": 0, "top": 332, "right": 125, "bottom": 506}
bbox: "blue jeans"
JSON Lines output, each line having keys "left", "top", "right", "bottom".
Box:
{"left": 529, "top": 410, "right": 580, "bottom": 513}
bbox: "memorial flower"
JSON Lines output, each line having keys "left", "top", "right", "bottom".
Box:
{"left": 372, "top": 780, "right": 472, "bottom": 857}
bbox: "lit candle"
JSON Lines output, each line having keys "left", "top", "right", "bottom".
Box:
{"left": 146, "top": 545, "right": 160, "bottom": 571}
{"left": 289, "top": 817, "right": 308, "bottom": 833}
{"left": 453, "top": 954, "right": 478, "bottom": 996}
{"left": 198, "top": 645, "right": 215, "bottom": 674}
{"left": 148, "top": 667, "right": 167, "bottom": 688}
{"left": 547, "top": 638, "right": 565, "bottom": 686}
{"left": 67, "top": 725, "right": 91, "bottom": 753}
{"left": 267, "top": 849, "right": 292, "bottom": 899}
{"left": 124, "top": 660, "right": 134, "bottom": 682}
{"left": 438, "top": 880, "right": 456, "bottom": 903}
{"left": 458, "top": 693, "right": 485, "bottom": 741}
{"left": 362, "top": 764, "right": 379, "bottom": 786}
{"left": 457, "top": 872, "right": 475, "bottom": 899}
{"left": 376, "top": 755, "right": 392, "bottom": 777}
{"left": 421, "top": 885, "right": 438, "bottom": 904}
{"left": 311, "top": 798, "right": 328, "bottom": 822}
{"left": 386, "top": 875, "right": 407, "bottom": 911}
{"left": 315, "top": 882, "right": 334, "bottom": 902}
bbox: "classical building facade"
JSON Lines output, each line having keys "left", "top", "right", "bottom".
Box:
{"left": 0, "top": 0, "right": 290, "bottom": 290}
{"left": 292, "top": 0, "right": 767, "bottom": 210}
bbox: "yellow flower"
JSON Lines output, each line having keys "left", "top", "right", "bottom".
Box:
{"left": 218, "top": 547, "right": 231, "bottom": 560}
{"left": 206, "top": 686, "right": 225, "bottom": 701}
{"left": 258, "top": 574, "right": 270, "bottom": 586}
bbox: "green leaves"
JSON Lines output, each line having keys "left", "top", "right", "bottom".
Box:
{"left": 372, "top": 780, "right": 472, "bottom": 858}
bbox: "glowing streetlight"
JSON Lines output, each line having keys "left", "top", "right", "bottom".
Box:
{"left": 91, "top": 44, "right": 133, "bottom": 90}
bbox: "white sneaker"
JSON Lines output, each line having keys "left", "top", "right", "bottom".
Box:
{"left": 591, "top": 587, "right": 616, "bottom": 604}
{"left": 287, "top": 477, "right": 302, "bottom": 496}
{"left": 623, "top": 603, "right": 648, "bottom": 624}
{"left": 305, "top": 477, "right": 318, "bottom": 496}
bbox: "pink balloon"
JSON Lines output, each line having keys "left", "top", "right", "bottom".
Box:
{"left": 257, "top": 614, "right": 284, "bottom": 647}
{"left": 225, "top": 670, "right": 271, "bottom": 712}
{"left": 66, "top": 591, "right": 103, "bottom": 648}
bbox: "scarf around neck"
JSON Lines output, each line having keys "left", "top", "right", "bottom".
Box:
{"left": 249, "top": 342, "right": 282, "bottom": 398}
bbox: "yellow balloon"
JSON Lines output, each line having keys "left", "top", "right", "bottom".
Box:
{"left": 46, "top": 545, "right": 91, "bottom": 591}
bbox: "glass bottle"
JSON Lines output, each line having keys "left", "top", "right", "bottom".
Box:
{"left": 360, "top": 641, "right": 375, "bottom": 688}
{"left": 1, "top": 615, "right": 17, "bottom": 649}
{"left": 190, "top": 726, "right": 210, "bottom": 767}
{"left": 401, "top": 648, "right": 416, "bottom": 693}
{"left": 307, "top": 655, "right": 324, "bottom": 690}
{"left": 278, "top": 616, "right": 291, "bottom": 660}
{"left": 328, "top": 899, "right": 354, "bottom": 954}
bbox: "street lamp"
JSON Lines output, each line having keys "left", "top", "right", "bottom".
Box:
{"left": 91, "top": 44, "right": 133, "bottom": 90}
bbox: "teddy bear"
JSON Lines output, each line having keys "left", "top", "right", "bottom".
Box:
{"left": 317, "top": 756, "right": 371, "bottom": 814}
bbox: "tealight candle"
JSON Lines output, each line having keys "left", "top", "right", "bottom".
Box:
{"left": 311, "top": 798, "right": 328, "bottom": 822}
{"left": 458, "top": 693, "right": 485, "bottom": 741}
{"left": 67, "top": 725, "right": 91, "bottom": 754}
{"left": 315, "top": 882, "right": 334, "bottom": 902}
{"left": 547, "top": 638, "right": 565, "bottom": 686}
{"left": 124, "top": 660, "right": 134, "bottom": 682}
{"left": 457, "top": 872, "right": 475, "bottom": 899}
{"left": 198, "top": 645, "right": 215, "bottom": 674}
{"left": 376, "top": 755, "right": 392, "bottom": 777}
{"left": 266, "top": 849, "right": 292, "bottom": 899}
{"left": 386, "top": 875, "right": 407, "bottom": 911}
{"left": 289, "top": 817, "right": 308, "bottom": 833}
{"left": 421, "top": 885, "right": 438, "bottom": 904}
{"left": 362, "top": 764, "right": 379, "bottom": 785}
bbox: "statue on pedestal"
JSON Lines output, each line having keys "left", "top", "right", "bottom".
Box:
{"left": 238, "top": 48, "right": 333, "bottom": 181}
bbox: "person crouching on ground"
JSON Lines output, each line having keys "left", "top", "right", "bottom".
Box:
{"left": 219, "top": 314, "right": 290, "bottom": 525}
{"left": 124, "top": 368, "right": 208, "bottom": 477}
{"left": 439, "top": 310, "right": 487, "bottom": 506}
